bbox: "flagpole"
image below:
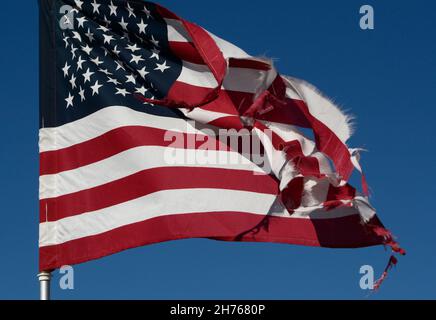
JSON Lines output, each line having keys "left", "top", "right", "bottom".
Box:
{"left": 38, "top": 271, "right": 52, "bottom": 300}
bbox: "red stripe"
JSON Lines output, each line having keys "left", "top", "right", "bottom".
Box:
{"left": 181, "top": 20, "right": 226, "bottom": 84}
{"left": 40, "top": 167, "right": 278, "bottom": 222}
{"left": 156, "top": 4, "right": 179, "bottom": 20}
{"left": 167, "top": 81, "right": 217, "bottom": 108}
{"left": 167, "top": 82, "right": 253, "bottom": 113}
{"left": 326, "top": 183, "right": 356, "bottom": 202}
{"left": 291, "top": 98, "right": 354, "bottom": 181}
{"left": 168, "top": 41, "right": 272, "bottom": 71}
{"left": 279, "top": 140, "right": 322, "bottom": 177}
{"left": 280, "top": 177, "right": 304, "bottom": 211}
{"left": 169, "top": 41, "right": 204, "bottom": 65}
{"left": 39, "top": 212, "right": 386, "bottom": 271}
{"left": 40, "top": 126, "right": 231, "bottom": 175}
{"left": 256, "top": 98, "right": 312, "bottom": 128}
{"left": 208, "top": 116, "right": 244, "bottom": 130}
{"left": 199, "top": 90, "right": 253, "bottom": 116}
{"left": 228, "top": 58, "right": 271, "bottom": 71}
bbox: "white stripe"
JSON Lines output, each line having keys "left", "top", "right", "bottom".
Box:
{"left": 165, "top": 18, "right": 192, "bottom": 42}
{"left": 178, "top": 63, "right": 277, "bottom": 94}
{"left": 182, "top": 108, "right": 232, "bottom": 124}
{"left": 39, "top": 188, "right": 278, "bottom": 246}
{"left": 287, "top": 200, "right": 374, "bottom": 220}
{"left": 164, "top": 18, "right": 251, "bottom": 60}
{"left": 283, "top": 77, "right": 353, "bottom": 143}
{"left": 207, "top": 31, "right": 251, "bottom": 60}
{"left": 223, "top": 67, "right": 277, "bottom": 94}
{"left": 178, "top": 61, "right": 218, "bottom": 88}
{"left": 301, "top": 178, "right": 330, "bottom": 208}
{"left": 312, "top": 153, "right": 334, "bottom": 176}
{"left": 284, "top": 85, "right": 301, "bottom": 101}
{"left": 262, "top": 121, "right": 316, "bottom": 156}
{"left": 40, "top": 146, "right": 265, "bottom": 199}
{"left": 252, "top": 127, "right": 288, "bottom": 180}
{"left": 39, "top": 106, "right": 202, "bottom": 152}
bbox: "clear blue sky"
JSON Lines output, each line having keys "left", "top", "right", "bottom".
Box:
{"left": 0, "top": 0, "right": 435, "bottom": 299}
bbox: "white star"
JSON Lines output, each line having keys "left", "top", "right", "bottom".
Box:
{"left": 137, "top": 66, "right": 149, "bottom": 79}
{"left": 81, "top": 44, "right": 93, "bottom": 55}
{"left": 98, "top": 25, "right": 109, "bottom": 33}
{"left": 115, "top": 87, "right": 130, "bottom": 97}
{"left": 112, "top": 45, "right": 121, "bottom": 56}
{"left": 103, "top": 15, "right": 111, "bottom": 26}
{"left": 72, "top": 31, "right": 82, "bottom": 42}
{"left": 137, "top": 19, "right": 148, "bottom": 34}
{"left": 98, "top": 68, "right": 112, "bottom": 75}
{"left": 90, "top": 80, "right": 103, "bottom": 96}
{"left": 85, "top": 29, "right": 94, "bottom": 42}
{"left": 65, "top": 93, "right": 74, "bottom": 108}
{"left": 62, "top": 62, "right": 70, "bottom": 77}
{"left": 115, "top": 60, "right": 125, "bottom": 71}
{"left": 125, "top": 74, "right": 136, "bottom": 84}
{"left": 71, "top": 45, "right": 78, "bottom": 59}
{"left": 135, "top": 86, "right": 148, "bottom": 95}
{"left": 107, "top": 77, "right": 120, "bottom": 85}
{"left": 154, "top": 61, "right": 170, "bottom": 72}
{"left": 78, "top": 86, "right": 86, "bottom": 102}
{"left": 69, "top": 74, "right": 77, "bottom": 89}
{"left": 150, "top": 48, "right": 160, "bottom": 60}
{"left": 63, "top": 35, "right": 69, "bottom": 48}
{"left": 76, "top": 16, "right": 87, "bottom": 28}
{"left": 82, "top": 68, "right": 94, "bottom": 83}
{"left": 76, "top": 56, "right": 85, "bottom": 70}
{"left": 119, "top": 17, "right": 128, "bottom": 31}
{"left": 74, "top": 0, "right": 83, "bottom": 9}
{"left": 91, "top": 0, "right": 101, "bottom": 14}
{"left": 143, "top": 6, "right": 152, "bottom": 19}
{"left": 91, "top": 56, "right": 103, "bottom": 66}
{"left": 126, "top": 3, "right": 136, "bottom": 18}
{"left": 126, "top": 43, "right": 140, "bottom": 52}
{"left": 103, "top": 34, "right": 115, "bottom": 44}
{"left": 108, "top": 1, "right": 117, "bottom": 16}
{"left": 130, "top": 54, "right": 144, "bottom": 64}
{"left": 150, "top": 35, "right": 159, "bottom": 47}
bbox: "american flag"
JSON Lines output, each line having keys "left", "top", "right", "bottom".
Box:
{"left": 39, "top": 0, "right": 404, "bottom": 283}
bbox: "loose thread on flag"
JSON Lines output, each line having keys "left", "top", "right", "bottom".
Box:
{"left": 373, "top": 255, "right": 398, "bottom": 291}
{"left": 367, "top": 224, "right": 406, "bottom": 290}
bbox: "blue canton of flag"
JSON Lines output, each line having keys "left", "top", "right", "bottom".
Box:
{"left": 40, "top": 0, "right": 183, "bottom": 128}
